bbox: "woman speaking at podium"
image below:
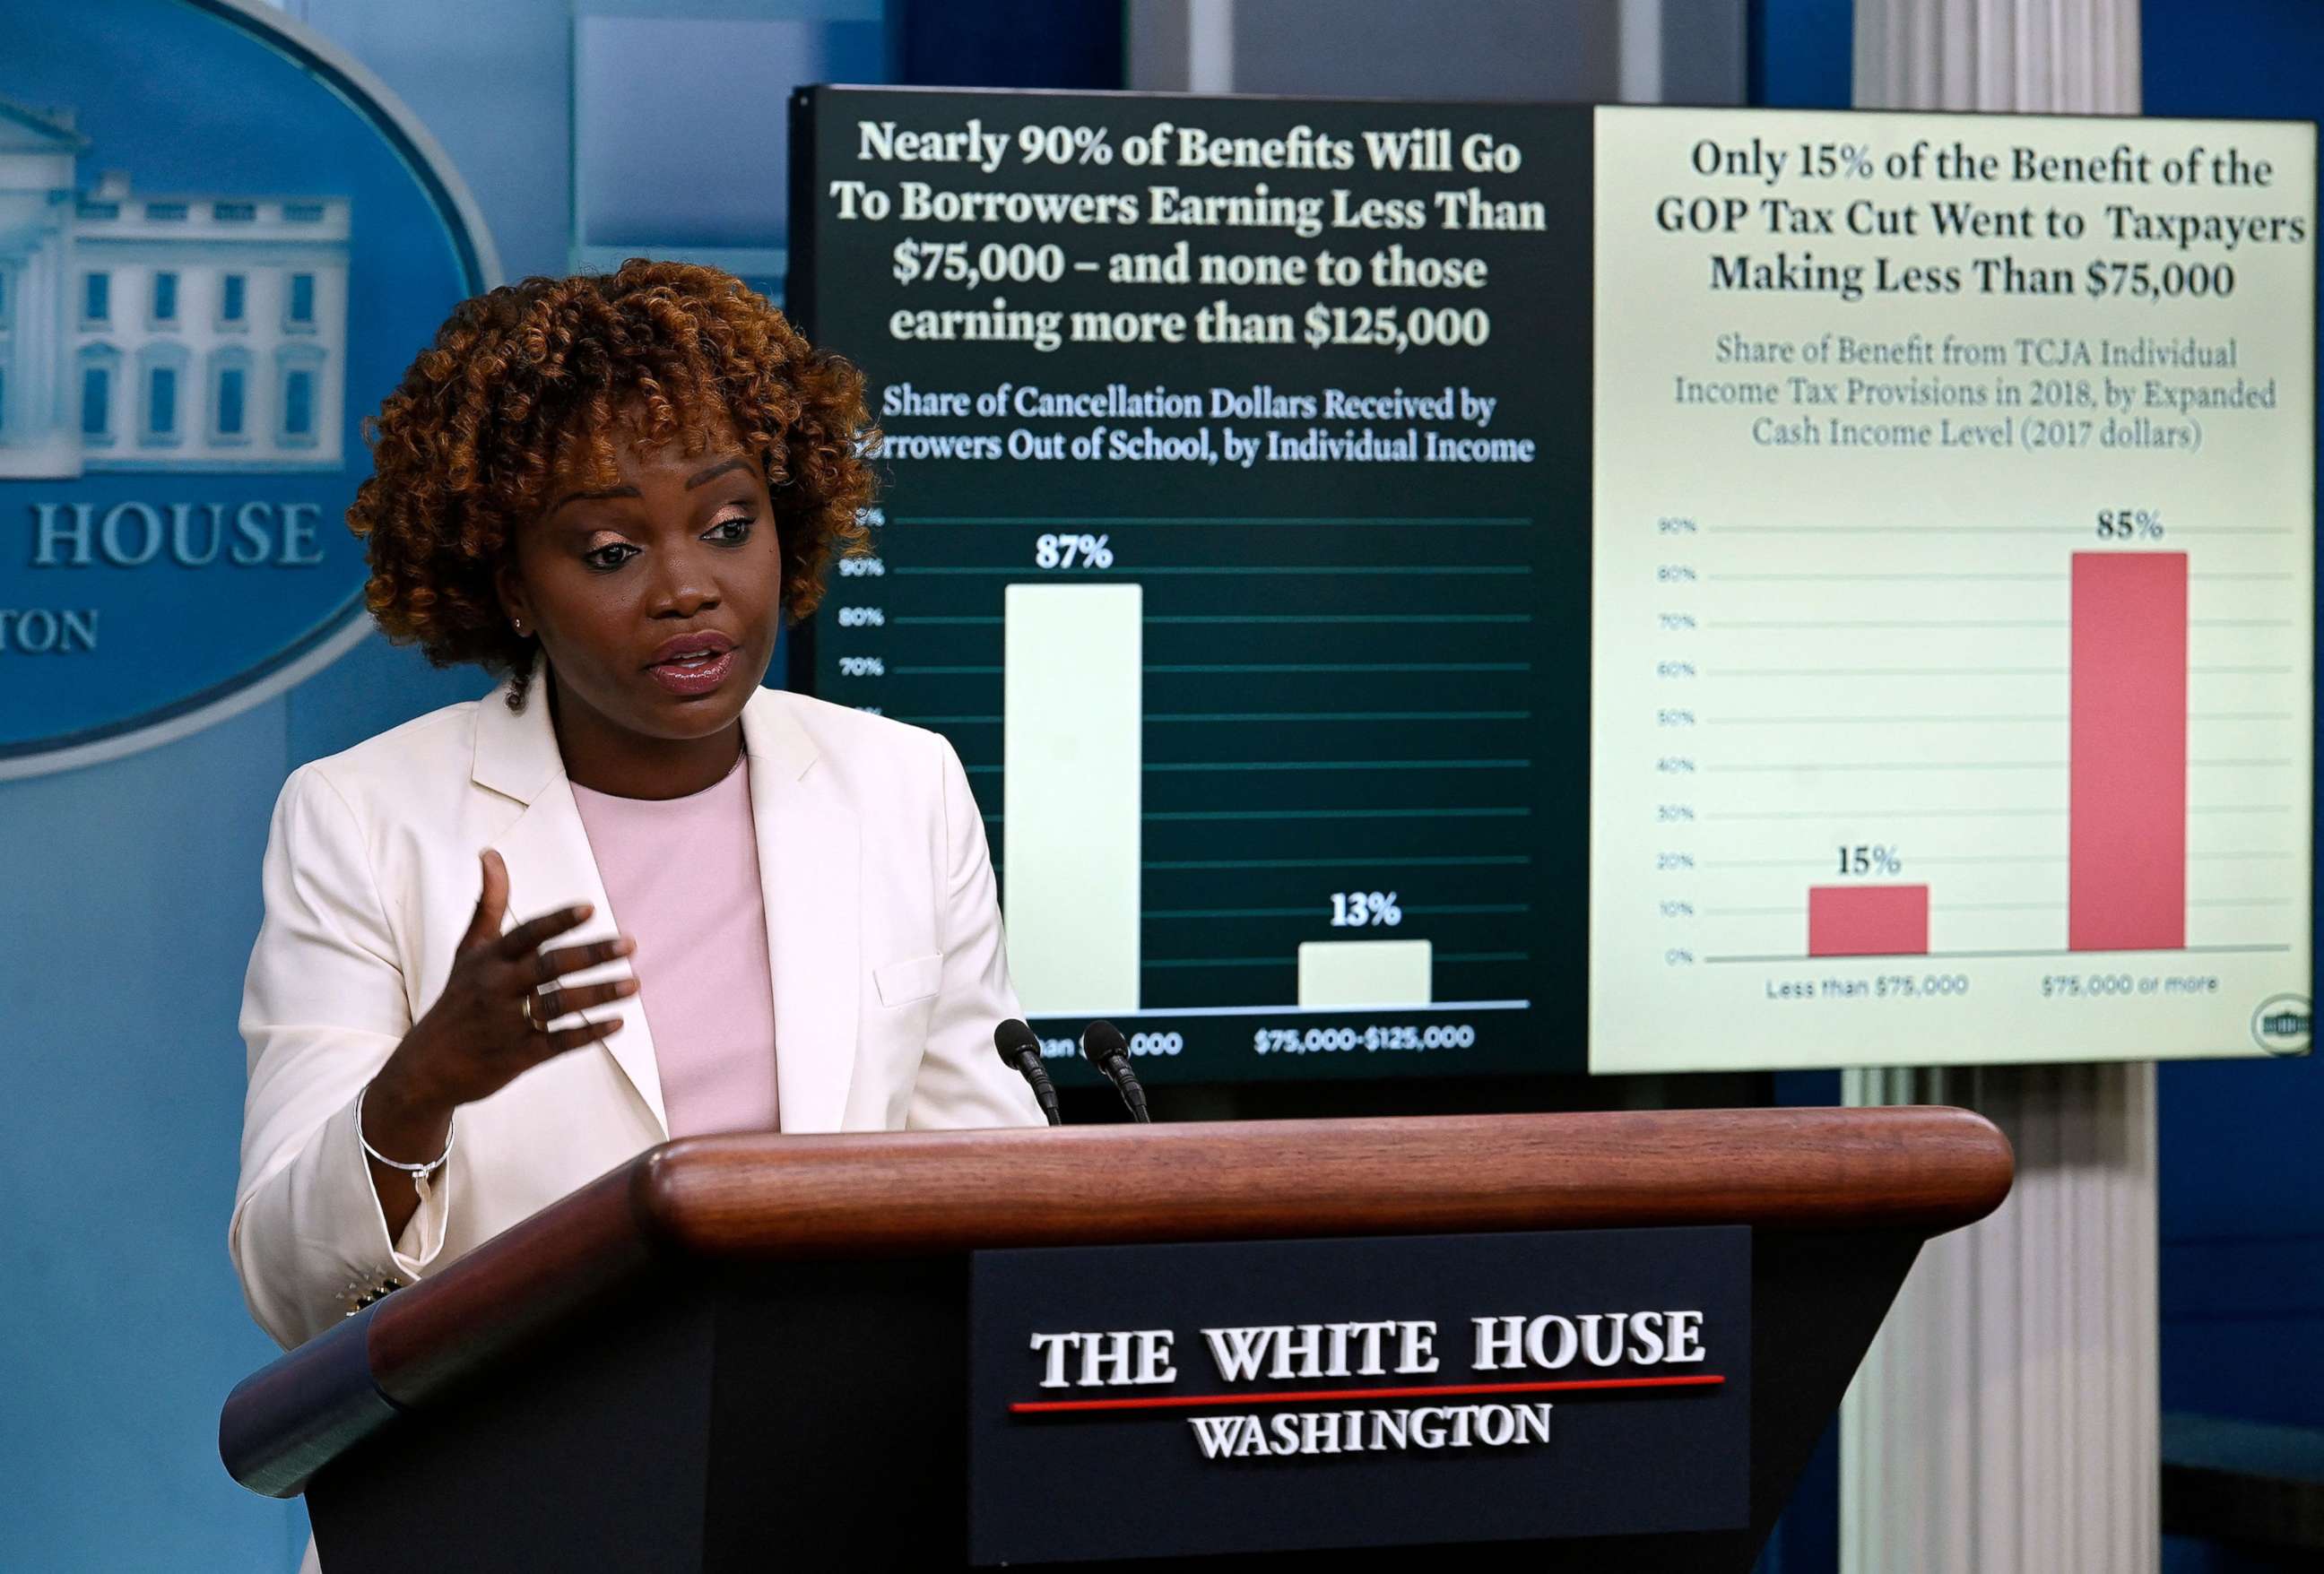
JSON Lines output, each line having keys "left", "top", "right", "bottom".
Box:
{"left": 230, "top": 261, "right": 1042, "bottom": 1353}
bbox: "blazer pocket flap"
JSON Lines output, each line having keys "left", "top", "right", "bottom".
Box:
{"left": 873, "top": 951, "right": 944, "bottom": 1007}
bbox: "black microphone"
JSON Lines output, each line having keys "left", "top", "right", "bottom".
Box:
{"left": 993, "top": 1019, "right": 1062, "bottom": 1127}
{"left": 1080, "top": 1020, "right": 1150, "bottom": 1124}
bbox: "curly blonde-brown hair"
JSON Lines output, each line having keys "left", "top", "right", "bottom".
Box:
{"left": 348, "top": 259, "right": 876, "bottom": 699}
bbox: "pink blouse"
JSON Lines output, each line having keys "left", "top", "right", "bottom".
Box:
{"left": 569, "top": 753, "right": 779, "bottom": 1137}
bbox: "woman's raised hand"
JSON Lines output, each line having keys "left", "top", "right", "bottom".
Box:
{"left": 403, "top": 848, "right": 637, "bottom": 1104}
{"left": 360, "top": 850, "right": 637, "bottom": 1227}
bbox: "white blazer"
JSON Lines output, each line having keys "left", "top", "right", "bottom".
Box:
{"left": 231, "top": 676, "right": 1042, "bottom": 1349}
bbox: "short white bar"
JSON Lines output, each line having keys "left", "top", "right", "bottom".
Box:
{"left": 1296, "top": 939, "right": 1435, "bottom": 1009}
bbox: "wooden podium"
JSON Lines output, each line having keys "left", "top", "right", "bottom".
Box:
{"left": 221, "top": 1107, "right": 2010, "bottom": 1570}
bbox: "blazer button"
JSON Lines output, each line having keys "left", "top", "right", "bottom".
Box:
{"left": 350, "top": 1275, "right": 404, "bottom": 1312}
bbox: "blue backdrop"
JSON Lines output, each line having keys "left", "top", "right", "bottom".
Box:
{"left": 0, "top": 1, "right": 1120, "bottom": 1566}
{"left": 2, "top": 2, "right": 2315, "bottom": 1570}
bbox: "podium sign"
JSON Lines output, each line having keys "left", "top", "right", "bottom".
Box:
{"left": 968, "top": 1227, "right": 1751, "bottom": 1565}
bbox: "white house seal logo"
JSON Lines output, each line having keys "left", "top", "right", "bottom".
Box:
{"left": 0, "top": 0, "right": 493, "bottom": 777}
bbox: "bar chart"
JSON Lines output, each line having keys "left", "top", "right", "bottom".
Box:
{"left": 1589, "top": 511, "right": 2312, "bottom": 1070}
{"left": 1586, "top": 104, "right": 2313, "bottom": 1072}
{"left": 1783, "top": 553, "right": 2194, "bottom": 964}
{"left": 811, "top": 508, "right": 1564, "bottom": 1070}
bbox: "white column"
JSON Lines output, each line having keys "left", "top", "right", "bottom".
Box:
{"left": 1843, "top": 13, "right": 2156, "bottom": 1573}
{"left": 1617, "top": 0, "right": 1664, "bottom": 103}
{"left": 1857, "top": 0, "right": 2140, "bottom": 118}
{"left": 1186, "top": 0, "right": 1236, "bottom": 95}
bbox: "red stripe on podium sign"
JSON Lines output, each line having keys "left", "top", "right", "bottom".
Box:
{"left": 1008, "top": 1373, "right": 1725, "bottom": 1414}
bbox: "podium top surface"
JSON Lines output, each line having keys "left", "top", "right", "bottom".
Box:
{"left": 621, "top": 1103, "right": 2011, "bottom": 1252}
{"left": 221, "top": 1106, "right": 2011, "bottom": 1497}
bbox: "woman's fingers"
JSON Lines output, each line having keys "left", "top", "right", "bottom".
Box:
{"left": 463, "top": 850, "right": 510, "bottom": 947}
{"left": 540, "top": 1016, "right": 625, "bottom": 1056}
{"left": 403, "top": 881, "right": 636, "bottom": 1113}
{"left": 495, "top": 902, "right": 594, "bottom": 961}
{"left": 525, "top": 978, "right": 640, "bottom": 1023}
{"left": 530, "top": 935, "right": 637, "bottom": 985}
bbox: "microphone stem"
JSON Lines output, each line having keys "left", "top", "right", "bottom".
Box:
{"left": 1022, "top": 1058, "right": 1063, "bottom": 1127}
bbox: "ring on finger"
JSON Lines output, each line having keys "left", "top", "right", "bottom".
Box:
{"left": 521, "top": 988, "right": 553, "bottom": 1033}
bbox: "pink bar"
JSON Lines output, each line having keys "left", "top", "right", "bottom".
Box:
{"left": 1808, "top": 886, "right": 1930, "bottom": 957}
{"left": 2070, "top": 553, "right": 2188, "bottom": 951}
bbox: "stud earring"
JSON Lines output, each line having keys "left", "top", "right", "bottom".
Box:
{"left": 512, "top": 617, "right": 526, "bottom": 636}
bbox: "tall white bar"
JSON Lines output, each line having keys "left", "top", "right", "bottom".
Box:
{"left": 1002, "top": 584, "right": 1142, "bottom": 1016}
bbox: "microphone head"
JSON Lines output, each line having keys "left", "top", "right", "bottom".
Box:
{"left": 993, "top": 1018, "right": 1042, "bottom": 1064}
{"left": 1080, "top": 1019, "right": 1129, "bottom": 1067}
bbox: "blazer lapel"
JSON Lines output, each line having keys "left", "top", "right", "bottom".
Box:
{"left": 473, "top": 669, "right": 668, "bottom": 1136}
{"left": 742, "top": 691, "right": 861, "bottom": 1133}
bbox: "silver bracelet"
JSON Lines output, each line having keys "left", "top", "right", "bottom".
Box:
{"left": 356, "top": 1081, "right": 455, "bottom": 1184}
